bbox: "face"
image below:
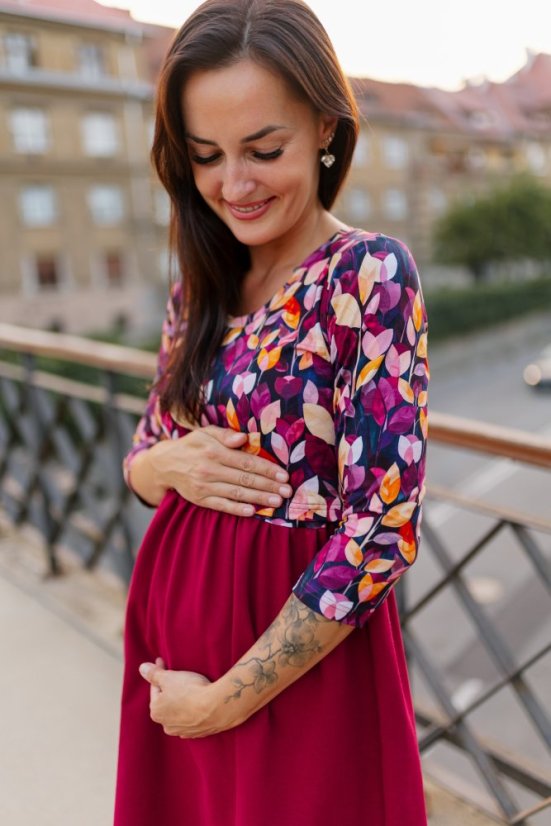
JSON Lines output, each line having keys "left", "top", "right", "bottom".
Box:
{"left": 181, "top": 58, "right": 336, "bottom": 253}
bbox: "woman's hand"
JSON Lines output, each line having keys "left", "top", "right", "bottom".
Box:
{"left": 130, "top": 425, "right": 292, "bottom": 514}
{"left": 139, "top": 658, "right": 241, "bottom": 738}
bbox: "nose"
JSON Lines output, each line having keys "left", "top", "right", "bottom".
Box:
{"left": 221, "top": 158, "right": 256, "bottom": 203}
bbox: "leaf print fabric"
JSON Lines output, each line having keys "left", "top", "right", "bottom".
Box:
{"left": 291, "top": 235, "right": 428, "bottom": 627}
{"left": 123, "top": 227, "right": 429, "bottom": 628}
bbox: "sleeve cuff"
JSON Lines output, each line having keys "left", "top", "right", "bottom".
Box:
{"left": 292, "top": 565, "right": 395, "bottom": 629}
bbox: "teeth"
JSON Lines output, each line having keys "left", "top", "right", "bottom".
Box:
{"left": 232, "top": 200, "right": 268, "bottom": 213}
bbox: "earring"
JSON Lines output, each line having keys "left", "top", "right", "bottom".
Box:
{"left": 320, "top": 133, "right": 336, "bottom": 168}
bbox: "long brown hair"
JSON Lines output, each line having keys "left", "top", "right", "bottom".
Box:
{"left": 152, "top": 0, "right": 359, "bottom": 423}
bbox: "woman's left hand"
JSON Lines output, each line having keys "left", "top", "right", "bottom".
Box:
{"left": 139, "top": 658, "right": 236, "bottom": 739}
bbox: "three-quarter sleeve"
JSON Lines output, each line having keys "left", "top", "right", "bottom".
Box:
{"left": 292, "top": 236, "right": 429, "bottom": 628}
{"left": 122, "top": 281, "right": 186, "bottom": 503}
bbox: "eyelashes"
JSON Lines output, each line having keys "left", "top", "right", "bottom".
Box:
{"left": 190, "top": 148, "right": 284, "bottom": 165}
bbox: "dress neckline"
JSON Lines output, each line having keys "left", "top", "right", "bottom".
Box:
{"left": 227, "top": 225, "right": 355, "bottom": 323}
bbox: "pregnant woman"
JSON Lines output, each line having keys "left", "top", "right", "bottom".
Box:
{"left": 114, "top": 1, "right": 430, "bottom": 823}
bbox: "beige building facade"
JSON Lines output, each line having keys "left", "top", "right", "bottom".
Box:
{"left": 0, "top": 0, "right": 170, "bottom": 332}
{"left": 1, "top": 1, "right": 550, "bottom": 331}
{"left": 338, "top": 66, "right": 551, "bottom": 272}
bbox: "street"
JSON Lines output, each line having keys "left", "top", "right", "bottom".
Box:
{"left": 411, "top": 310, "right": 551, "bottom": 815}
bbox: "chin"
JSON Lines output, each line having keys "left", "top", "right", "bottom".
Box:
{"left": 224, "top": 217, "right": 287, "bottom": 246}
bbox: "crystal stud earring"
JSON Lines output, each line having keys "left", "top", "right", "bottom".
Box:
{"left": 320, "top": 133, "right": 336, "bottom": 168}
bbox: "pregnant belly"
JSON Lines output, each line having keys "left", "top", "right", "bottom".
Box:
{"left": 128, "top": 490, "right": 335, "bottom": 678}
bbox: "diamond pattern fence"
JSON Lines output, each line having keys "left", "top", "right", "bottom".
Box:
{"left": 0, "top": 323, "right": 549, "bottom": 825}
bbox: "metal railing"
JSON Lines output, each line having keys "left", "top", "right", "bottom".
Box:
{"left": 401, "top": 418, "right": 551, "bottom": 825}
{"left": 0, "top": 322, "right": 549, "bottom": 824}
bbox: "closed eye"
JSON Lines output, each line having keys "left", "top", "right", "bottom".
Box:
{"left": 190, "top": 148, "right": 283, "bottom": 166}
{"left": 252, "top": 148, "right": 283, "bottom": 161}
{"left": 190, "top": 152, "right": 221, "bottom": 165}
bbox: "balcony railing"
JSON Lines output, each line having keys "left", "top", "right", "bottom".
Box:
{"left": 0, "top": 322, "right": 549, "bottom": 825}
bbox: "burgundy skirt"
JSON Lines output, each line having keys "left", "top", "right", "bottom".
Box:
{"left": 114, "top": 490, "right": 426, "bottom": 825}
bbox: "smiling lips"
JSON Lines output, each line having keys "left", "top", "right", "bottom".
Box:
{"left": 225, "top": 197, "right": 275, "bottom": 220}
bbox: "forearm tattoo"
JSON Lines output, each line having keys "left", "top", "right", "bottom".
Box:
{"left": 225, "top": 594, "right": 325, "bottom": 703}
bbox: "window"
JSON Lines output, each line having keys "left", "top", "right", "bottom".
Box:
{"left": 154, "top": 189, "right": 170, "bottom": 225}
{"left": 346, "top": 188, "right": 372, "bottom": 221}
{"left": 352, "top": 133, "right": 370, "bottom": 167}
{"left": 467, "top": 147, "right": 486, "bottom": 170}
{"left": 104, "top": 251, "right": 124, "bottom": 286}
{"left": 4, "top": 32, "right": 37, "bottom": 73}
{"left": 88, "top": 185, "right": 124, "bottom": 225}
{"left": 10, "top": 107, "right": 50, "bottom": 154}
{"left": 158, "top": 248, "right": 170, "bottom": 280}
{"left": 147, "top": 117, "right": 156, "bottom": 149}
{"left": 383, "top": 135, "right": 409, "bottom": 169}
{"left": 467, "top": 110, "right": 494, "bottom": 130}
{"left": 81, "top": 112, "right": 119, "bottom": 156}
{"left": 383, "top": 189, "right": 408, "bottom": 220}
{"left": 78, "top": 43, "right": 106, "bottom": 79}
{"left": 428, "top": 187, "right": 447, "bottom": 215}
{"left": 35, "top": 255, "right": 59, "bottom": 289}
{"left": 525, "top": 142, "right": 546, "bottom": 175}
{"left": 19, "top": 185, "right": 57, "bottom": 226}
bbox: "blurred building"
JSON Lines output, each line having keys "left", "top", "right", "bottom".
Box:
{"left": 341, "top": 52, "right": 551, "bottom": 269}
{"left": 0, "top": 0, "right": 550, "bottom": 331}
{"left": 0, "top": 0, "right": 172, "bottom": 333}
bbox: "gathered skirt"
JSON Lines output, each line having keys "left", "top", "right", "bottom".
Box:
{"left": 113, "top": 490, "right": 427, "bottom": 825}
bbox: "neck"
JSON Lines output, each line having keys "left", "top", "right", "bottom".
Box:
{"left": 247, "top": 208, "right": 341, "bottom": 284}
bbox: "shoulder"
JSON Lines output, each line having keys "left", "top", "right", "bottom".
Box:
{"left": 321, "top": 229, "right": 422, "bottom": 331}
{"left": 327, "top": 228, "right": 420, "bottom": 294}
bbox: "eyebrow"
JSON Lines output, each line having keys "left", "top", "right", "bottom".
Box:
{"left": 184, "top": 125, "right": 287, "bottom": 146}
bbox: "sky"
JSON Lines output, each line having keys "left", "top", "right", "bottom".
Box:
{"left": 100, "top": 0, "right": 551, "bottom": 90}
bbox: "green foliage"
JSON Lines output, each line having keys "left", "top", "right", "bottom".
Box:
{"left": 433, "top": 174, "right": 551, "bottom": 280}
{"left": 425, "top": 275, "right": 551, "bottom": 340}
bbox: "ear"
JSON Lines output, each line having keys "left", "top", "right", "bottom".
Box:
{"left": 319, "top": 115, "right": 338, "bottom": 147}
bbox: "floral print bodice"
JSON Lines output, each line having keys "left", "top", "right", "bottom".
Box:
{"left": 124, "top": 227, "right": 429, "bottom": 628}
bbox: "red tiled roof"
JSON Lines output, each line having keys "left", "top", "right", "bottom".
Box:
{"left": 352, "top": 52, "right": 551, "bottom": 141}
{"left": 351, "top": 76, "right": 454, "bottom": 130}
{"left": 0, "top": 0, "right": 142, "bottom": 32}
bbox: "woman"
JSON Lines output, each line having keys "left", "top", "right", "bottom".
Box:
{"left": 114, "top": 1, "right": 429, "bottom": 824}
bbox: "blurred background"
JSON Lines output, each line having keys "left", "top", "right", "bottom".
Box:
{"left": 0, "top": 2, "right": 549, "bottom": 825}
{"left": 0, "top": 0, "right": 550, "bottom": 339}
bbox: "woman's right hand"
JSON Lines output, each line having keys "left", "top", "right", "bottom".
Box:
{"left": 129, "top": 425, "right": 293, "bottom": 515}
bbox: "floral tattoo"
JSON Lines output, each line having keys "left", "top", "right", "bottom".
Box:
{"left": 225, "top": 594, "right": 325, "bottom": 702}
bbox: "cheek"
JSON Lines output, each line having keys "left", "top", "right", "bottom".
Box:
{"left": 192, "top": 168, "right": 219, "bottom": 201}
{"left": 281, "top": 162, "right": 319, "bottom": 200}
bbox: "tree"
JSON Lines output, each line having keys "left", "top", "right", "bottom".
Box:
{"left": 432, "top": 174, "right": 551, "bottom": 281}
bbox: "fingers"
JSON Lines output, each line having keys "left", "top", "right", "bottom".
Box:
{"left": 215, "top": 474, "right": 292, "bottom": 504}
{"left": 204, "top": 426, "right": 248, "bottom": 448}
{"left": 139, "top": 662, "right": 165, "bottom": 688}
{"left": 173, "top": 426, "right": 293, "bottom": 513}
{"left": 204, "top": 427, "right": 290, "bottom": 485}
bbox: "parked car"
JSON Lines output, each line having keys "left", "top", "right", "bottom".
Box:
{"left": 523, "top": 345, "right": 551, "bottom": 390}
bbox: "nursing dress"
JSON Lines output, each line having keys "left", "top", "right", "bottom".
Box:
{"left": 114, "top": 227, "right": 429, "bottom": 825}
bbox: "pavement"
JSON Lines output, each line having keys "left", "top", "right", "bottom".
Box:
{"left": 0, "top": 513, "right": 505, "bottom": 826}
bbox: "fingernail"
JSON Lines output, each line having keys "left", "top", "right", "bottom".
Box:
{"left": 139, "top": 663, "right": 151, "bottom": 677}
{"left": 276, "top": 471, "right": 288, "bottom": 481}
{"left": 279, "top": 485, "right": 292, "bottom": 496}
